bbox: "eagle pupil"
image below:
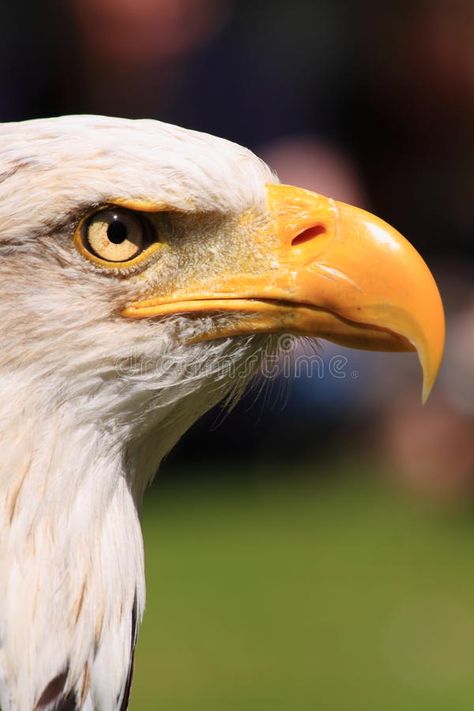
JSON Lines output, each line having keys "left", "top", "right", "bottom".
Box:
{"left": 107, "top": 220, "right": 128, "bottom": 244}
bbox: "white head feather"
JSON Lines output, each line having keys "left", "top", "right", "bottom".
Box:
{"left": 0, "top": 115, "right": 278, "bottom": 710}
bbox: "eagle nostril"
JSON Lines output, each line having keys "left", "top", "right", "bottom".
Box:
{"left": 291, "top": 224, "right": 326, "bottom": 247}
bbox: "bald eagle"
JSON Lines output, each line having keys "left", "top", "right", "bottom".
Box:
{"left": 0, "top": 115, "right": 444, "bottom": 710}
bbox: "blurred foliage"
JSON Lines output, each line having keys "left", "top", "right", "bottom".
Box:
{"left": 132, "top": 467, "right": 474, "bottom": 710}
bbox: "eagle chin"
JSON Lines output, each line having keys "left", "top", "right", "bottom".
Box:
{"left": 0, "top": 115, "right": 444, "bottom": 710}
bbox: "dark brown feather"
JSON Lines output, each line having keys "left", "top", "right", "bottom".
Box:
{"left": 35, "top": 670, "right": 68, "bottom": 709}
{"left": 118, "top": 594, "right": 138, "bottom": 711}
{"left": 34, "top": 666, "right": 78, "bottom": 710}
{"left": 54, "top": 691, "right": 78, "bottom": 710}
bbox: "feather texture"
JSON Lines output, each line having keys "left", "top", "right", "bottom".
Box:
{"left": 0, "top": 115, "right": 278, "bottom": 709}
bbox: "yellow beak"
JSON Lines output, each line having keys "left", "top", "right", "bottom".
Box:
{"left": 123, "top": 184, "right": 445, "bottom": 402}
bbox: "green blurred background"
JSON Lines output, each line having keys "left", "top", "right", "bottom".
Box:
{"left": 133, "top": 468, "right": 474, "bottom": 710}
{"left": 2, "top": 0, "right": 474, "bottom": 706}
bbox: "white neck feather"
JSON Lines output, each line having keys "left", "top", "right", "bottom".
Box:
{"left": 0, "top": 383, "right": 145, "bottom": 710}
{"left": 0, "top": 333, "right": 269, "bottom": 709}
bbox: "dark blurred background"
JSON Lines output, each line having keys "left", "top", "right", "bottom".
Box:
{"left": 2, "top": 1, "right": 474, "bottom": 708}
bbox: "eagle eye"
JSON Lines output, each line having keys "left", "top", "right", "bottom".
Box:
{"left": 75, "top": 205, "right": 165, "bottom": 268}
{"left": 84, "top": 208, "right": 145, "bottom": 262}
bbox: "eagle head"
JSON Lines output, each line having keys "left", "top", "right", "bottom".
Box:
{"left": 0, "top": 115, "right": 444, "bottom": 710}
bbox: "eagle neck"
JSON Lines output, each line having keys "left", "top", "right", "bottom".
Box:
{"left": 0, "top": 388, "right": 145, "bottom": 709}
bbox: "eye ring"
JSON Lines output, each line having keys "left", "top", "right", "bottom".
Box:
{"left": 75, "top": 205, "right": 164, "bottom": 269}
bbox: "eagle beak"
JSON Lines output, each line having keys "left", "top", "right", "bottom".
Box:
{"left": 264, "top": 184, "right": 445, "bottom": 401}
{"left": 123, "top": 184, "right": 445, "bottom": 401}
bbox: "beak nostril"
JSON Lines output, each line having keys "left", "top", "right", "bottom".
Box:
{"left": 291, "top": 224, "right": 326, "bottom": 247}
